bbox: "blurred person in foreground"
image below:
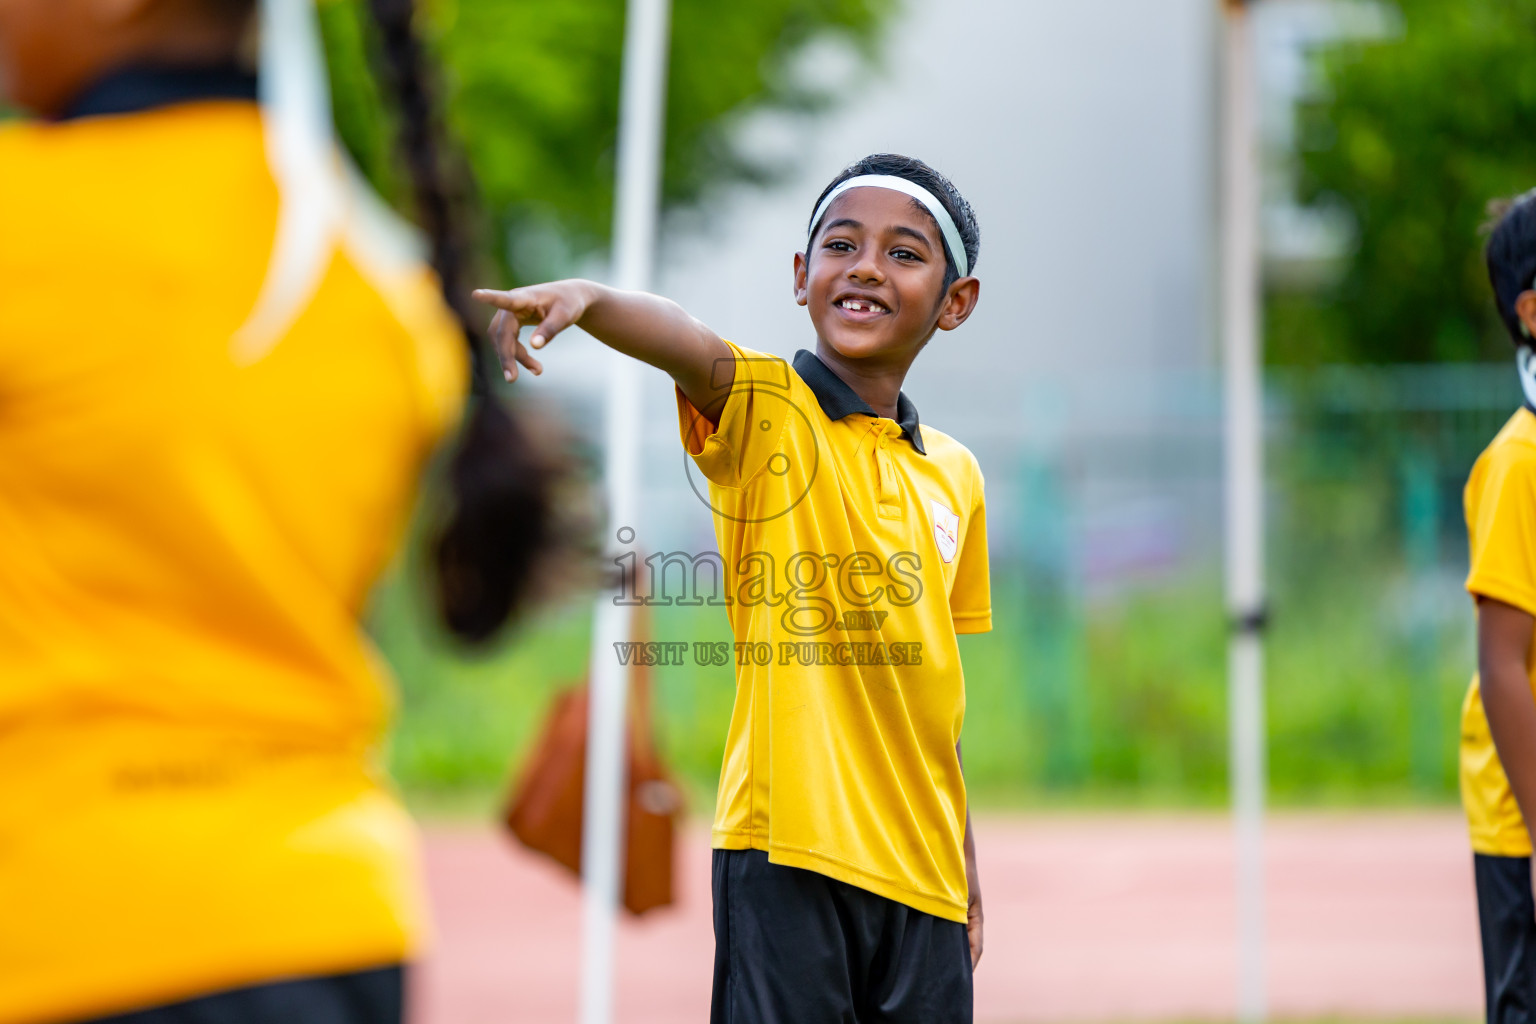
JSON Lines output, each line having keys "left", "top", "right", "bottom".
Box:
{"left": 0, "top": 0, "right": 572, "bottom": 1021}
{"left": 1461, "top": 189, "right": 1536, "bottom": 1024}
{"left": 476, "top": 153, "right": 989, "bottom": 1024}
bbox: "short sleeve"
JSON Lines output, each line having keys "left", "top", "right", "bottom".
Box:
{"left": 675, "top": 341, "right": 796, "bottom": 488}
{"left": 950, "top": 459, "right": 992, "bottom": 634}
{"left": 1468, "top": 451, "right": 1536, "bottom": 616}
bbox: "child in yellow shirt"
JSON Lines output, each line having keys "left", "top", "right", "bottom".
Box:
{"left": 1461, "top": 189, "right": 1536, "bottom": 1024}
{"left": 477, "top": 153, "right": 990, "bottom": 1024}
{"left": 0, "top": 0, "right": 563, "bottom": 1021}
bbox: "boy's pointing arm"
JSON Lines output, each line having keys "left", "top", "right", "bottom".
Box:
{"left": 473, "top": 280, "right": 735, "bottom": 425}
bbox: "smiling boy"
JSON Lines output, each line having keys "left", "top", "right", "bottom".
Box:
{"left": 476, "top": 153, "right": 990, "bottom": 1023}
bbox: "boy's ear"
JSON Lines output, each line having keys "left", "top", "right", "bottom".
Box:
{"left": 1517, "top": 291, "right": 1536, "bottom": 341}
{"left": 936, "top": 277, "right": 981, "bottom": 332}
{"left": 793, "top": 251, "right": 810, "bottom": 306}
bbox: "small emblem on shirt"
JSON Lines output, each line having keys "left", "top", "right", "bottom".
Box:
{"left": 931, "top": 499, "right": 959, "bottom": 563}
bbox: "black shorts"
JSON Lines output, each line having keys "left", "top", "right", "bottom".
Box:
{"left": 1476, "top": 853, "right": 1536, "bottom": 1024}
{"left": 78, "top": 965, "right": 403, "bottom": 1024}
{"left": 711, "top": 848, "right": 972, "bottom": 1024}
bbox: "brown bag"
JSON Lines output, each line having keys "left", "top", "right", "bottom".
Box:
{"left": 503, "top": 606, "right": 682, "bottom": 914}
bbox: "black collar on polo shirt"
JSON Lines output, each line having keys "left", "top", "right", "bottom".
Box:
{"left": 56, "top": 64, "right": 257, "bottom": 123}
{"left": 792, "top": 349, "right": 926, "bottom": 456}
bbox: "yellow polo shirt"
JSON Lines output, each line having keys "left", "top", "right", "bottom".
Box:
{"left": 0, "top": 97, "right": 465, "bottom": 1021}
{"left": 677, "top": 343, "right": 991, "bottom": 922}
{"left": 1460, "top": 407, "right": 1536, "bottom": 857}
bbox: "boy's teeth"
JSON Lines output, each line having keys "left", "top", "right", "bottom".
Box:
{"left": 841, "top": 299, "right": 884, "bottom": 312}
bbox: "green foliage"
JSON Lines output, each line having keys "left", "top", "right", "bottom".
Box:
{"left": 321, "top": 1, "right": 405, "bottom": 203}
{"left": 320, "top": 0, "right": 896, "bottom": 281}
{"left": 1278, "top": 0, "right": 1536, "bottom": 364}
{"left": 373, "top": 549, "right": 1471, "bottom": 816}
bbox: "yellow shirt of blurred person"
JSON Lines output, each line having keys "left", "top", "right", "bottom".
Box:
{"left": 676, "top": 343, "right": 992, "bottom": 924}
{"left": 0, "top": 77, "right": 466, "bottom": 1023}
{"left": 1461, "top": 406, "right": 1536, "bottom": 857}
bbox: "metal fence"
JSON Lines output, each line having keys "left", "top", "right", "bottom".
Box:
{"left": 604, "top": 362, "right": 1523, "bottom": 802}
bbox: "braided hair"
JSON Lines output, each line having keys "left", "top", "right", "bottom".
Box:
{"left": 364, "top": 0, "right": 565, "bottom": 644}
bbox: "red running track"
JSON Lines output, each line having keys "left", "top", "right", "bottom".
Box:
{"left": 411, "top": 812, "right": 1483, "bottom": 1024}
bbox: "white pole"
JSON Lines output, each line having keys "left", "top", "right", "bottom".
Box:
{"left": 578, "top": 0, "right": 671, "bottom": 1022}
{"left": 1220, "top": 3, "right": 1266, "bottom": 1022}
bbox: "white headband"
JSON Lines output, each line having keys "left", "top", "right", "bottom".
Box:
{"left": 807, "top": 173, "right": 970, "bottom": 278}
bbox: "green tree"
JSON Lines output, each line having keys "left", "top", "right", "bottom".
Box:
{"left": 321, "top": 0, "right": 896, "bottom": 282}
{"left": 1273, "top": 0, "right": 1536, "bottom": 364}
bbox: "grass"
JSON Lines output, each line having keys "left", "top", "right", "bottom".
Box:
{"left": 370, "top": 528, "right": 1474, "bottom": 819}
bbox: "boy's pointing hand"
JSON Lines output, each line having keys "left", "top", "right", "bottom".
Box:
{"left": 472, "top": 279, "right": 727, "bottom": 421}
{"left": 473, "top": 280, "right": 596, "bottom": 382}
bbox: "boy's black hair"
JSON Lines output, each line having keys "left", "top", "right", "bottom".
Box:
{"left": 808, "top": 154, "right": 981, "bottom": 287}
{"left": 1485, "top": 187, "right": 1536, "bottom": 347}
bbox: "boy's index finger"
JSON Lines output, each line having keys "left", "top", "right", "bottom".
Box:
{"left": 471, "top": 287, "right": 527, "bottom": 311}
